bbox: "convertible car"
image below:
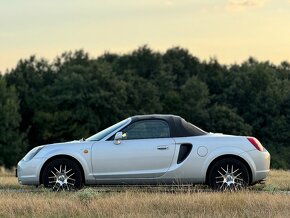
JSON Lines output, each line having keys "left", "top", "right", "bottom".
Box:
{"left": 17, "top": 114, "right": 270, "bottom": 191}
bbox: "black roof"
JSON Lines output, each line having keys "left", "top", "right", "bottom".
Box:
{"left": 130, "top": 114, "right": 207, "bottom": 137}
{"left": 131, "top": 114, "right": 180, "bottom": 121}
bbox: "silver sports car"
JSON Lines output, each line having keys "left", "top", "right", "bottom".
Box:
{"left": 17, "top": 114, "right": 270, "bottom": 191}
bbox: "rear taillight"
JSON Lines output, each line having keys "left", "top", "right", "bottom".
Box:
{"left": 247, "top": 137, "right": 264, "bottom": 151}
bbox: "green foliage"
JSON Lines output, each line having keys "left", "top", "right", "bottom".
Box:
{"left": 179, "top": 76, "right": 209, "bottom": 128}
{"left": 76, "top": 188, "right": 98, "bottom": 204}
{"left": 0, "top": 77, "right": 26, "bottom": 168}
{"left": 208, "top": 105, "right": 252, "bottom": 136}
{"left": 263, "top": 184, "right": 280, "bottom": 194}
{"left": 1, "top": 47, "right": 290, "bottom": 168}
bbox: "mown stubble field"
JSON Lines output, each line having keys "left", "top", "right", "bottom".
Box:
{"left": 0, "top": 169, "right": 290, "bottom": 218}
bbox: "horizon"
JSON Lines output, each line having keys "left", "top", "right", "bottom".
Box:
{"left": 1, "top": 0, "right": 290, "bottom": 72}
{"left": 1, "top": 46, "right": 288, "bottom": 74}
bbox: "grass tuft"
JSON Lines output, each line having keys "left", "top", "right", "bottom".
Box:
{"left": 262, "top": 184, "right": 280, "bottom": 194}
{"left": 76, "top": 188, "right": 100, "bottom": 204}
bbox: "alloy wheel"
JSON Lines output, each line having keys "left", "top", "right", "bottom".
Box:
{"left": 215, "top": 164, "right": 245, "bottom": 191}
{"left": 48, "top": 164, "right": 76, "bottom": 191}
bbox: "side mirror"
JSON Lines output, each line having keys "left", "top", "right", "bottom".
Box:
{"left": 114, "top": 132, "right": 123, "bottom": 145}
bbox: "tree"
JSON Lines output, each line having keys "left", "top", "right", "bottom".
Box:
{"left": 5, "top": 56, "right": 54, "bottom": 149}
{"left": 163, "top": 47, "right": 201, "bottom": 88}
{"left": 0, "top": 76, "right": 25, "bottom": 168}
{"left": 179, "top": 76, "right": 210, "bottom": 129}
{"left": 32, "top": 57, "right": 128, "bottom": 144}
{"left": 120, "top": 70, "right": 162, "bottom": 115}
{"left": 207, "top": 105, "right": 252, "bottom": 135}
{"left": 2, "top": 47, "right": 290, "bottom": 169}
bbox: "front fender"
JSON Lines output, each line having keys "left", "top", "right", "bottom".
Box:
{"left": 39, "top": 147, "right": 94, "bottom": 183}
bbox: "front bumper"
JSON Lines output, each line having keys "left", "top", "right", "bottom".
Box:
{"left": 17, "top": 157, "right": 45, "bottom": 185}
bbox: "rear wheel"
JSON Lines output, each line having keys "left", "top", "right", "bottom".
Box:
{"left": 42, "top": 158, "right": 83, "bottom": 191}
{"left": 208, "top": 158, "right": 250, "bottom": 191}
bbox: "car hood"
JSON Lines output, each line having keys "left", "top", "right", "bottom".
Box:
{"left": 42, "top": 140, "right": 94, "bottom": 148}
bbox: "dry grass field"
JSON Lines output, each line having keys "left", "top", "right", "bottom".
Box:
{"left": 0, "top": 168, "right": 290, "bottom": 217}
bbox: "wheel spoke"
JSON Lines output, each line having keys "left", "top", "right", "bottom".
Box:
{"left": 234, "top": 184, "right": 238, "bottom": 191}
{"left": 235, "top": 172, "right": 242, "bottom": 178}
{"left": 50, "top": 170, "right": 57, "bottom": 177}
{"left": 218, "top": 170, "right": 224, "bottom": 176}
{"left": 52, "top": 182, "right": 58, "bottom": 190}
{"left": 66, "top": 169, "right": 72, "bottom": 174}
{"left": 232, "top": 168, "right": 239, "bottom": 174}
{"left": 67, "top": 173, "right": 75, "bottom": 178}
{"left": 221, "top": 167, "right": 227, "bottom": 173}
{"left": 54, "top": 167, "right": 60, "bottom": 173}
{"left": 235, "top": 177, "right": 244, "bottom": 181}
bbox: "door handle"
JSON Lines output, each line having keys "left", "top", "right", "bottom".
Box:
{"left": 157, "top": 145, "right": 169, "bottom": 150}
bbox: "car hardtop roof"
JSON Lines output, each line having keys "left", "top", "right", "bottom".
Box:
{"left": 129, "top": 114, "right": 207, "bottom": 137}
{"left": 130, "top": 114, "right": 181, "bottom": 122}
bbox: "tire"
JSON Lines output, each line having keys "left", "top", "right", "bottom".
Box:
{"left": 42, "top": 158, "right": 83, "bottom": 191}
{"left": 208, "top": 158, "right": 250, "bottom": 191}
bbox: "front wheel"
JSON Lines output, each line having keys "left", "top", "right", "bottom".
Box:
{"left": 42, "top": 158, "right": 83, "bottom": 191}
{"left": 208, "top": 158, "right": 250, "bottom": 191}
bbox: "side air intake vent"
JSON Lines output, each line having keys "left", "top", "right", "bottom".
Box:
{"left": 177, "top": 143, "right": 193, "bottom": 164}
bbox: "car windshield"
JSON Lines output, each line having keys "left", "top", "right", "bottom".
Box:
{"left": 86, "top": 118, "right": 130, "bottom": 141}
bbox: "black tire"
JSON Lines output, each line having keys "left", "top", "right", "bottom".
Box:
{"left": 208, "top": 158, "right": 250, "bottom": 191}
{"left": 42, "top": 158, "right": 83, "bottom": 191}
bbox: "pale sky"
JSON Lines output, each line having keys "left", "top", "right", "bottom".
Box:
{"left": 1, "top": 0, "right": 290, "bottom": 73}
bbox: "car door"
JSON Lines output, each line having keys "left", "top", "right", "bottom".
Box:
{"left": 91, "top": 119, "right": 176, "bottom": 179}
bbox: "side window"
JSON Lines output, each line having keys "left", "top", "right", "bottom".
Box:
{"left": 123, "top": 120, "right": 170, "bottom": 140}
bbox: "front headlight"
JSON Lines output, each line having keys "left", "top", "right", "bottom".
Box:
{"left": 23, "top": 146, "right": 44, "bottom": 161}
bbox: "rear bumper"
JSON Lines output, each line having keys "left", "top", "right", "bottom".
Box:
{"left": 242, "top": 149, "right": 271, "bottom": 184}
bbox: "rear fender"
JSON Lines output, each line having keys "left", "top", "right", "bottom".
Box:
{"left": 201, "top": 146, "right": 255, "bottom": 180}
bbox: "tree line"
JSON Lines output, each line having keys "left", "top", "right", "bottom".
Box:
{"left": 0, "top": 46, "right": 289, "bottom": 168}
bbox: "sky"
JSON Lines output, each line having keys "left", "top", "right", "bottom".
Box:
{"left": 1, "top": 0, "right": 290, "bottom": 72}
